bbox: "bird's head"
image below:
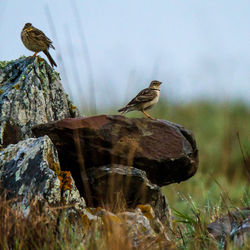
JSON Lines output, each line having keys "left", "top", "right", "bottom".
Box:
{"left": 149, "top": 80, "right": 162, "bottom": 90}
{"left": 23, "top": 23, "right": 32, "bottom": 30}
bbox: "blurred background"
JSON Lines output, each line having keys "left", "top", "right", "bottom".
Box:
{"left": 0, "top": 0, "right": 250, "bottom": 109}
{"left": 0, "top": 0, "right": 249, "bottom": 211}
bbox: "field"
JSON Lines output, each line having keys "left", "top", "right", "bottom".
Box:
{"left": 1, "top": 101, "right": 249, "bottom": 249}
{"left": 155, "top": 101, "right": 250, "bottom": 213}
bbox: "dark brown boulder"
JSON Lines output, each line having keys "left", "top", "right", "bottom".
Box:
{"left": 84, "top": 165, "right": 171, "bottom": 224}
{"left": 32, "top": 115, "right": 198, "bottom": 188}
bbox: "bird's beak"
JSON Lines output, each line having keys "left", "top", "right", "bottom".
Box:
{"left": 159, "top": 82, "right": 163, "bottom": 85}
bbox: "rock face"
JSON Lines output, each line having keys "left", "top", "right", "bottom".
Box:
{"left": 82, "top": 205, "right": 174, "bottom": 249}
{"left": 85, "top": 165, "right": 171, "bottom": 223}
{"left": 0, "top": 57, "right": 79, "bottom": 148}
{"left": 0, "top": 136, "right": 85, "bottom": 217}
{"left": 118, "top": 207, "right": 173, "bottom": 248}
{"left": 32, "top": 115, "right": 198, "bottom": 187}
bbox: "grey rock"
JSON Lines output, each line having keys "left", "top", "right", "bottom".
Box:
{"left": 0, "top": 136, "right": 85, "bottom": 217}
{"left": 118, "top": 208, "right": 173, "bottom": 248}
{"left": 207, "top": 208, "right": 250, "bottom": 247}
{"left": 0, "top": 57, "right": 79, "bottom": 148}
{"left": 231, "top": 218, "right": 250, "bottom": 247}
{"left": 119, "top": 210, "right": 156, "bottom": 247}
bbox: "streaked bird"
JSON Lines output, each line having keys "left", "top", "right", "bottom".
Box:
{"left": 118, "top": 80, "right": 162, "bottom": 119}
{"left": 21, "top": 23, "right": 57, "bottom": 67}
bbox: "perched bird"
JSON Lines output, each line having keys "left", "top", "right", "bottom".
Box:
{"left": 118, "top": 80, "right": 162, "bottom": 119}
{"left": 21, "top": 23, "right": 57, "bottom": 67}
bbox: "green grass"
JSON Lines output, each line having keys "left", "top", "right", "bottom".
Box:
{"left": 154, "top": 101, "right": 250, "bottom": 214}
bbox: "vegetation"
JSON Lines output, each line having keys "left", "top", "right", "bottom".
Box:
{"left": 156, "top": 101, "right": 249, "bottom": 213}
{"left": 1, "top": 101, "right": 249, "bottom": 249}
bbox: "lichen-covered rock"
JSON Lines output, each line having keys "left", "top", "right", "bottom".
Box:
{"left": 0, "top": 57, "right": 79, "bottom": 148}
{"left": 83, "top": 206, "right": 174, "bottom": 249}
{"left": 84, "top": 165, "right": 171, "bottom": 224}
{"left": 118, "top": 208, "right": 174, "bottom": 248}
{"left": 0, "top": 136, "right": 85, "bottom": 217}
{"left": 32, "top": 115, "right": 198, "bottom": 186}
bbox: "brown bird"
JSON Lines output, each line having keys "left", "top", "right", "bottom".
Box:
{"left": 21, "top": 23, "right": 57, "bottom": 67}
{"left": 118, "top": 80, "right": 162, "bottom": 119}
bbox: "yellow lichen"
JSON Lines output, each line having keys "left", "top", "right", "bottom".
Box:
{"left": 81, "top": 214, "right": 91, "bottom": 228}
{"left": 13, "top": 84, "right": 20, "bottom": 90}
{"left": 137, "top": 204, "right": 155, "bottom": 220}
{"left": 50, "top": 162, "right": 61, "bottom": 176}
{"left": 47, "top": 150, "right": 73, "bottom": 192}
{"left": 69, "top": 103, "right": 77, "bottom": 110}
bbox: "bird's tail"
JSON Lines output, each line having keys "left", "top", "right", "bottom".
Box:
{"left": 43, "top": 50, "right": 57, "bottom": 67}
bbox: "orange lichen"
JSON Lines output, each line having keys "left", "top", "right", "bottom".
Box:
{"left": 57, "top": 171, "right": 73, "bottom": 192}
{"left": 47, "top": 150, "right": 73, "bottom": 192}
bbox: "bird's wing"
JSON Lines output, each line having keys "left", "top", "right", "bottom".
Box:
{"left": 126, "top": 88, "right": 157, "bottom": 106}
{"left": 26, "top": 27, "right": 54, "bottom": 48}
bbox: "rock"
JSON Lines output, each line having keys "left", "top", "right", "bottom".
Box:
{"left": 0, "top": 136, "right": 85, "bottom": 218}
{"left": 32, "top": 115, "right": 198, "bottom": 187}
{"left": 230, "top": 218, "right": 250, "bottom": 247}
{"left": 207, "top": 208, "right": 250, "bottom": 247}
{"left": 83, "top": 206, "right": 174, "bottom": 249}
{"left": 84, "top": 165, "right": 171, "bottom": 224}
{"left": 0, "top": 57, "right": 79, "bottom": 148}
{"left": 118, "top": 208, "right": 174, "bottom": 249}
{"left": 119, "top": 210, "right": 157, "bottom": 247}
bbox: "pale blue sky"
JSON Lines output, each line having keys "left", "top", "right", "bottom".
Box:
{"left": 0, "top": 0, "right": 249, "bottom": 111}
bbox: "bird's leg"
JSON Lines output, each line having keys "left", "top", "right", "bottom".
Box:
{"left": 32, "top": 52, "right": 38, "bottom": 57}
{"left": 142, "top": 110, "right": 154, "bottom": 119}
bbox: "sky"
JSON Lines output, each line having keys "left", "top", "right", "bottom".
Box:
{"left": 0, "top": 0, "right": 249, "bottom": 111}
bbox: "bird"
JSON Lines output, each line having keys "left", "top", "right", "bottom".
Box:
{"left": 21, "top": 23, "right": 57, "bottom": 67}
{"left": 118, "top": 80, "right": 162, "bottom": 119}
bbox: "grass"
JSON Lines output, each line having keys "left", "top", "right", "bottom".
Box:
{"left": 1, "top": 101, "right": 249, "bottom": 249}
{"left": 156, "top": 101, "right": 250, "bottom": 214}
